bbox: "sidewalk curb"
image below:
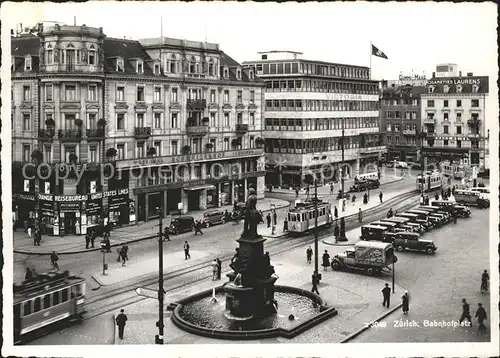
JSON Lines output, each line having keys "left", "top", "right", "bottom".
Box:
{"left": 14, "top": 200, "right": 291, "bottom": 256}
{"left": 322, "top": 239, "right": 355, "bottom": 246}
{"left": 340, "top": 302, "right": 403, "bottom": 343}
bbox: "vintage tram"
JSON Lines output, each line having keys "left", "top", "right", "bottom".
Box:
{"left": 14, "top": 271, "right": 86, "bottom": 343}
{"left": 416, "top": 171, "right": 443, "bottom": 192}
{"left": 287, "top": 198, "right": 333, "bottom": 234}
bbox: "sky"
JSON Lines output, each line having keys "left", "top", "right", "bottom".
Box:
{"left": 1, "top": 1, "right": 498, "bottom": 127}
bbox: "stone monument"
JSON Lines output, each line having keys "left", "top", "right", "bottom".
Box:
{"left": 223, "top": 185, "right": 278, "bottom": 320}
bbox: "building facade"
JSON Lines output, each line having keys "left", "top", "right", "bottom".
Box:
{"left": 243, "top": 51, "right": 384, "bottom": 188}
{"left": 12, "top": 23, "right": 265, "bottom": 236}
{"left": 420, "top": 70, "right": 488, "bottom": 170}
{"left": 379, "top": 81, "right": 425, "bottom": 162}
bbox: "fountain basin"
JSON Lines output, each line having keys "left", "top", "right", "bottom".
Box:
{"left": 169, "top": 285, "right": 338, "bottom": 340}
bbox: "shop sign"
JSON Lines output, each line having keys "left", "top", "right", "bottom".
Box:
{"left": 86, "top": 200, "right": 102, "bottom": 214}
{"left": 40, "top": 200, "right": 53, "bottom": 215}
{"left": 55, "top": 195, "right": 87, "bottom": 202}
{"left": 109, "top": 195, "right": 128, "bottom": 210}
{"left": 60, "top": 202, "right": 80, "bottom": 211}
{"left": 38, "top": 193, "right": 53, "bottom": 201}
{"left": 119, "top": 148, "right": 264, "bottom": 169}
{"left": 426, "top": 76, "right": 487, "bottom": 86}
{"left": 232, "top": 171, "right": 267, "bottom": 180}
{"left": 14, "top": 193, "right": 36, "bottom": 201}
{"left": 89, "top": 188, "right": 129, "bottom": 200}
{"left": 399, "top": 74, "right": 426, "bottom": 81}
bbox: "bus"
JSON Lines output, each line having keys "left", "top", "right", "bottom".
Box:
{"left": 470, "top": 187, "right": 490, "bottom": 201}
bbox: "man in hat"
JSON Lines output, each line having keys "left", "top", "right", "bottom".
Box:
{"left": 115, "top": 309, "right": 128, "bottom": 340}
{"left": 382, "top": 283, "right": 391, "bottom": 308}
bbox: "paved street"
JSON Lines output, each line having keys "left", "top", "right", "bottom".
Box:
{"left": 350, "top": 206, "right": 491, "bottom": 343}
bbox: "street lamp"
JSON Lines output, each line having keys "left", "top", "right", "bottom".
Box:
{"left": 100, "top": 241, "right": 107, "bottom": 275}
{"left": 418, "top": 131, "right": 427, "bottom": 196}
{"left": 155, "top": 207, "right": 165, "bottom": 345}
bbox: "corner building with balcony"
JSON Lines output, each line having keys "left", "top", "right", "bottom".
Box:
{"left": 11, "top": 23, "right": 266, "bottom": 236}
{"left": 379, "top": 81, "right": 425, "bottom": 162}
{"left": 243, "top": 51, "right": 384, "bottom": 188}
{"left": 420, "top": 69, "right": 488, "bottom": 171}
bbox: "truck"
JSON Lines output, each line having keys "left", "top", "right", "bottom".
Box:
{"left": 330, "top": 241, "right": 398, "bottom": 276}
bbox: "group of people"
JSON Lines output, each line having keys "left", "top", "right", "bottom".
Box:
{"left": 460, "top": 298, "right": 488, "bottom": 330}
{"left": 117, "top": 244, "right": 129, "bottom": 266}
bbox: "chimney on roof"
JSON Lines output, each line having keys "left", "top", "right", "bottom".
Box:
{"left": 467, "top": 72, "right": 473, "bottom": 76}
{"left": 459, "top": 71, "right": 462, "bottom": 77}
{"left": 432, "top": 72, "right": 435, "bottom": 78}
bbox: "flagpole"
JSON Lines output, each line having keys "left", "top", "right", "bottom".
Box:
{"left": 369, "top": 41, "right": 372, "bottom": 79}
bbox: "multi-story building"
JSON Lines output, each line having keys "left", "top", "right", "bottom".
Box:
{"left": 379, "top": 81, "right": 426, "bottom": 162}
{"left": 243, "top": 51, "right": 384, "bottom": 188}
{"left": 12, "top": 23, "right": 265, "bottom": 236}
{"left": 420, "top": 68, "right": 488, "bottom": 170}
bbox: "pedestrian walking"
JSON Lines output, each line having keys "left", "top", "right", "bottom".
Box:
{"left": 401, "top": 290, "right": 410, "bottom": 315}
{"left": 334, "top": 206, "right": 338, "bottom": 219}
{"left": 363, "top": 192, "right": 368, "bottom": 205}
{"left": 163, "top": 227, "right": 171, "bottom": 241}
{"left": 459, "top": 298, "right": 472, "bottom": 325}
{"left": 50, "top": 251, "right": 59, "bottom": 271}
{"left": 453, "top": 212, "right": 457, "bottom": 224}
{"left": 475, "top": 303, "right": 487, "bottom": 330}
{"left": 351, "top": 194, "right": 356, "bottom": 206}
{"left": 358, "top": 208, "right": 363, "bottom": 223}
{"left": 194, "top": 220, "right": 203, "bottom": 235}
{"left": 387, "top": 208, "right": 393, "bottom": 218}
{"left": 85, "top": 233, "right": 90, "bottom": 249}
{"left": 379, "top": 191, "right": 383, "bottom": 203}
{"left": 28, "top": 225, "right": 32, "bottom": 239}
{"left": 119, "top": 247, "right": 127, "bottom": 266}
{"left": 382, "top": 283, "right": 391, "bottom": 308}
{"left": 435, "top": 192, "right": 439, "bottom": 201}
{"left": 211, "top": 259, "right": 218, "bottom": 281}
{"left": 311, "top": 271, "right": 320, "bottom": 294}
{"left": 283, "top": 218, "right": 288, "bottom": 232}
{"left": 35, "top": 229, "right": 42, "bottom": 246}
{"left": 330, "top": 183, "right": 334, "bottom": 194}
{"left": 306, "top": 246, "right": 313, "bottom": 264}
{"left": 447, "top": 187, "right": 452, "bottom": 197}
{"left": 266, "top": 213, "right": 271, "bottom": 228}
{"left": 272, "top": 211, "right": 277, "bottom": 226}
{"left": 90, "top": 231, "right": 95, "bottom": 248}
{"left": 334, "top": 223, "right": 340, "bottom": 242}
{"left": 25, "top": 267, "right": 33, "bottom": 281}
{"left": 342, "top": 199, "right": 346, "bottom": 212}
{"left": 481, "top": 270, "right": 489, "bottom": 293}
{"left": 216, "top": 258, "right": 222, "bottom": 280}
{"left": 184, "top": 241, "right": 191, "bottom": 260}
{"left": 322, "top": 250, "right": 330, "bottom": 271}
{"left": 115, "top": 309, "right": 128, "bottom": 340}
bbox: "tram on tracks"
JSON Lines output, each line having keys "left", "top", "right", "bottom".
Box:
{"left": 14, "top": 271, "right": 86, "bottom": 343}
{"left": 416, "top": 171, "right": 444, "bottom": 192}
{"left": 287, "top": 197, "right": 333, "bottom": 234}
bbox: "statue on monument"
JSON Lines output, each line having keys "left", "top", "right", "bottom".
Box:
{"left": 242, "top": 186, "right": 262, "bottom": 239}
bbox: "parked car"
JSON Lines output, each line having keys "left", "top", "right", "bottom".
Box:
{"left": 169, "top": 216, "right": 195, "bottom": 235}
{"left": 231, "top": 202, "right": 247, "bottom": 221}
{"left": 393, "top": 235, "right": 437, "bottom": 254}
{"left": 454, "top": 190, "right": 490, "bottom": 209}
{"left": 359, "top": 224, "right": 389, "bottom": 241}
{"left": 350, "top": 179, "right": 380, "bottom": 192}
{"left": 201, "top": 210, "right": 226, "bottom": 227}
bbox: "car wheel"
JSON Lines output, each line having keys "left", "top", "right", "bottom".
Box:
{"left": 205, "top": 222, "right": 210, "bottom": 228}
{"left": 426, "top": 247, "right": 434, "bottom": 254}
{"left": 396, "top": 245, "right": 404, "bottom": 252}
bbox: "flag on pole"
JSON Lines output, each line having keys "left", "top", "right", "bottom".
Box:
{"left": 371, "top": 44, "right": 388, "bottom": 59}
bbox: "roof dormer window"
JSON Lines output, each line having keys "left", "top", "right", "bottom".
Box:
{"left": 208, "top": 59, "right": 214, "bottom": 76}
{"left": 88, "top": 45, "right": 96, "bottom": 65}
{"left": 236, "top": 68, "right": 242, "bottom": 79}
{"left": 456, "top": 85, "right": 463, "bottom": 93}
{"left": 223, "top": 66, "right": 229, "bottom": 78}
{"left": 154, "top": 62, "right": 160, "bottom": 75}
{"left": 136, "top": 60, "right": 144, "bottom": 74}
{"left": 249, "top": 69, "right": 254, "bottom": 80}
{"left": 117, "top": 58, "right": 124, "bottom": 72}
{"left": 443, "top": 85, "right": 449, "bottom": 93}
{"left": 472, "top": 84, "right": 479, "bottom": 93}
{"left": 428, "top": 86, "right": 434, "bottom": 94}
{"left": 25, "top": 56, "right": 32, "bottom": 71}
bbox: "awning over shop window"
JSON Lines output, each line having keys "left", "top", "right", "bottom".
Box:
{"left": 183, "top": 185, "right": 215, "bottom": 191}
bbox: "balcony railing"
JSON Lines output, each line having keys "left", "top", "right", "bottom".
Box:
{"left": 58, "top": 129, "right": 82, "bottom": 140}
{"left": 402, "top": 129, "right": 416, "bottom": 135}
{"left": 186, "top": 99, "right": 207, "bottom": 111}
{"left": 236, "top": 124, "right": 249, "bottom": 133}
{"left": 38, "top": 128, "right": 55, "bottom": 140}
{"left": 86, "top": 128, "right": 105, "bottom": 139}
{"left": 425, "top": 132, "right": 435, "bottom": 137}
{"left": 134, "top": 127, "right": 151, "bottom": 139}
{"left": 423, "top": 118, "right": 436, "bottom": 124}
{"left": 186, "top": 125, "right": 209, "bottom": 136}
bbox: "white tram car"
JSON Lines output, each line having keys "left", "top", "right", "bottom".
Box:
{"left": 287, "top": 198, "right": 333, "bottom": 233}
{"left": 416, "top": 171, "right": 444, "bottom": 192}
{"left": 14, "top": 271, "right": 86, "bottom": 343}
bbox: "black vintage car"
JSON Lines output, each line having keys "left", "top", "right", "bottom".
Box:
{"left": 231, "top": 202, "right": 247, "bottom": 221}
{"left": 393, "top": 236, "right": 437, "bottom": 254}
{"left": 169, "top": 216, "right": 195, "bottom": 235}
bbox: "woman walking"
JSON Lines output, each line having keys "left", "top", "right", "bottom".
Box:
{"left": 401, "top": 290, "right": 410, "bottom": 315}
{"left": 322, "top": 250, "right": 330, "bottom": 271}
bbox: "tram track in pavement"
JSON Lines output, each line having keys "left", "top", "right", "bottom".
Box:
{"left": 82, "top": 189, "right": 425, "bottom": 319}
